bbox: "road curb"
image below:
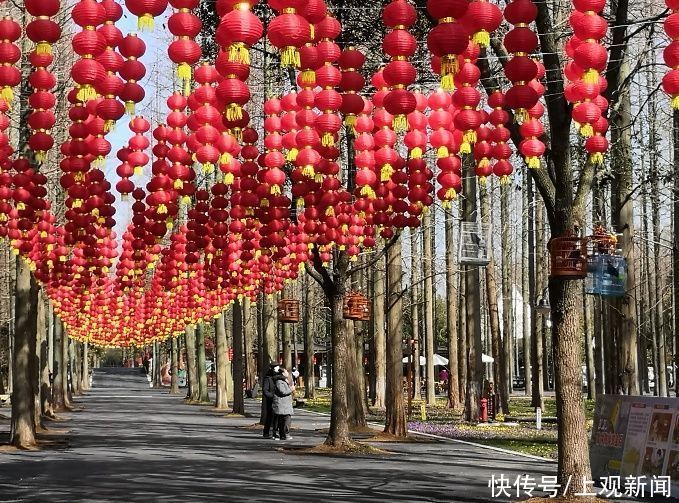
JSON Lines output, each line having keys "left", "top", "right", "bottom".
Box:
{"left": 296, "top": 408, "right": 556, "bottom": 463}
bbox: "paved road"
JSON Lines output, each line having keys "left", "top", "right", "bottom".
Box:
{"left": 0, "top": 368, "right": 558, "bottom": 502}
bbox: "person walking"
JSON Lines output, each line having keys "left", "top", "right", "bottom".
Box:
{"left": 262, "top": 363, "right": 278, "bottom": 439}
{"left": 273, "top": 368, "right": 295, "bottom": 440}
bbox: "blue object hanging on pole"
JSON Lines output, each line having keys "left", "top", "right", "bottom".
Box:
{"left": 585, "top": 254, "right": 627, "bottom": 297}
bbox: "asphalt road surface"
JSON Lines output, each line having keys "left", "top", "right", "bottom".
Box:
{"left": 0, "top": 367, "right": 563, "bottom": 502}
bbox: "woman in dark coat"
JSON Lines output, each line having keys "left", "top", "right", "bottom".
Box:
{"left": 261, "top": 364, "right": 278, "bottom": 439}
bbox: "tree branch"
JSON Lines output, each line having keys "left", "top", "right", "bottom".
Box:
{"left": 345, "top": 232, "right": 399, "bottom": 276}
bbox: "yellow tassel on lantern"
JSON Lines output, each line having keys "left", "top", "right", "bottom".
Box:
{"left": 35, "top": 151, "right": 46, "bottom": 163}
{"left": 322, "top": 132, "right": 335, "bottom": 147}
{"left": 281, "top": 46, "right": 300, "bottom": 68}
{"left": 297, "top": 198, "right": 304, "bottom": 210}
{"left": 582, "top": 69, "right": 599, "bottom": 85}
{"left": 0, "top": 87, "right": 13, "bottom": 108}
{"left": 228, "top": 42, "right": 250, "bottom": 65}
{"left": 527, "top": 156, "right": 541, "bottom": 169}
{"left": 444, "top": 188, "right": 457, "bottom": 200}
{"left": 380, "top": 163, "right": 393, "bottom": 182}
{"left": 579, "top": 123, "right": 594, "bottom": 138}
{"left": 286, "top": 148, "right": 298, "bottom": 161}
{"left": 325, "top": 206, "right": 335, "bottom": 217}
{"left": 345, "top": 115, "right": 357, "bottom": 128}
{"left": 440, "top": 56, "right": 458, "bottom": 78}
{"left": 134, "top": 165, "right": 143, "bottom": 176}
{"left": 125, "top": 101, "right": 136, "bottom": 115}
{"left": 270, "top": 184, "right": 281, "bottom": 195}
{"left": 314, "top": 173, "right": 324, "bottom": 183}
{"left": 121, "top": 193, "right": 128, "bottom": 201}
{"left": 177, "top": 63, "right": 191, "bottom": 81}
{"left": 392, "top": 114, "right": 408, "bottom": 133}
{"left": 104, "top": 120, "right": 115, "bottom": 132}
{"left": 361, "top": 185, "right": 375, "bottom": 199}
{"left": 437, "top": 146, "right": 449, "bottom": 158}
{"left": 672, "top": 95, "right": 679, "bottom": 110}
{"left": 301, "top": 70, "right": 315, "bottom": 85}
{"left": 224, "top": 172, "right": 234, "bottom": 185}
{"left": 472, "top": 30, "right": 490, "bottom": 48}
{"left": 500, "top": 175, "right": 511, "bottom": 185}
{"left": 166, "top": 219, "right": 174, "bottom": 230}
{"left": 478, "top": 176, "right": 487, "bottom": 186}
{"left": 441, "top": 74, "right": 455, "bottom": 92}
{"left": 203, "top": 162, "right": 214, "bottom": 174}
{"left": 514, "top": 109, "right": 529, "bottom": 124}
{"left": 220, "top": 152, "right": 232, "bottom": 164}
{"left": 589, "top": 152, "right": 604, "bottom": 166}
{"left": 76, "top": 85, "right": 97, "bottom": 102}
{"left": 158, "top": 204, "right": 168, "bottom": 215}
{"left": 173, "top": 178, "right": 184, "bottom": 190}
{"left": 36, "top": 42, "right": 52, "bottom": 55}
{"left": 137, "top": 13, "right": 155, "bottom": 31}
{"left": 463, "top": 130, "right": 477, "bottom": 145}
{"left": 459, "top": 141, "right": 471, "bottom": 154}
{"left": 410, "top": 147, "right": 423, "bottom": 159}
{"left": 260, "top": 198, "right": 269, "bottom": 208}
{"left": 226, "top": 104, "right": 243, "bottom": 121}
{"left": 181, "top": 195, "right": 191, "bottom": 205}
{"left": 302, "top": 165, "right": 315, "bottom": 177}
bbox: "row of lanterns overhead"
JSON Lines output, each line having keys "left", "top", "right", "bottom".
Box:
{"left": 0, "top": 0, "right": 664, "bottom": 347}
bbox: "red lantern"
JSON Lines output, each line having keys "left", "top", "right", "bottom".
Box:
{"left": 125, "top": 0, "right": 168, "bottom": 30}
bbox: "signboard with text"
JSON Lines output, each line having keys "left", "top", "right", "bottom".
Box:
{"left": 591, "top": 395, "right": 679, "bottom": 498}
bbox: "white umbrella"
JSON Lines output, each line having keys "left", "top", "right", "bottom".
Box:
{"left": 401, "top": 354, "right": 450, "bottom": 366}
{"left": 482, "top": 353, "right": 494, "bottom": 363}
{"left": 402, "top": 355, "right": 427, "bottom": 365}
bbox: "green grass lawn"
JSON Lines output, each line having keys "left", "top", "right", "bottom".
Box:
{"left": 295, "top": 389, "right": 598, "bottom": 460}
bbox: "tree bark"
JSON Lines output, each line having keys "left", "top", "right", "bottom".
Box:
{"left": 673, "top": 110, "right": 679, "bottom": 397}
{"left": 243, "top": 296, "right": 256, "bottom": 391}
{"left": 195, "top": 324, "right": 209, "bottom": 403}
{"left": 62, "top": 320, "right": 72, "bottom": 405}
{"left": 499, "top": 183, "right": 512, "bottom": 413}
{"left": 232, "top": 300, "right": 245, "bottom": 414}
{"left": 80, "top": 342, "right": 89, "bottom": 391}
{"left": 522, "top": 179, "right": 532, "bottom": 398}
{"left": 72, "top": 341, "right": 81, "bottom": 396}
{"left": 444, "top": 209, "right": 459, "bottom": 410}
{"left": 260, "top": 294, "right": 277, "bottom": 423}
{"left": 529, "top": 173, "right": 544, "bottom": 408}
{"left": 463, "top": 158, "right": 483, "bottom": 423}
{"left": 282, "top": 296, "right": 293, "bottom": 371}
{"left": 373, "top": 253, "right": 386, "bottom": 408}
{"left": 184, "top": 326, "right": 198, "bottom": 401}
{"left": 326, "top": 287, "right": 351, "bottom": 446}
{"left": 345, "top": 319, "right": 367, "bottom": 429}
{"left": 52, "top": 316, "right": 67, "bottom": 412}
{"left": 481, "top": 183, "right": 507, "bottom": 414}
{"left": 422, "top": 212, "right": 435, "bottom": 405}
{"left": 384, "top": 237, "right": 406, "bottom": 437}
{"left": 170, "top": 336, "right": 179, "bottom": 394}
{"left": 303, "top": 277, "right": 316, "bottom": 399}
{"left": 457, "top": 263, "right": 467, "bottom": 406}
{"left": 409, "top": 231, "right": 421, "bottom": 398}
{"left": 38, "top": 295, "right": 53, "bottom": 418}
{"left": 584, "top": 292, "right": 596, "bottom": 400}
{"left": 215, "top": 313, "right": 229, "bottom": 410}
{"left": 10, "top": 258, "right": 37, "bottom": 448}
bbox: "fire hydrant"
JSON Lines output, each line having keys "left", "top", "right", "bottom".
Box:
{"left": 480, "top": 398, "right": 488, "bottom": 423}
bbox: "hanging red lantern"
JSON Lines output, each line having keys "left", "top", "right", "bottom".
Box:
{"left": 426, "top": 0, "right": 470, "bottom": 90}
{"left": 168, "top": 0, "right": 202, "bottom": 95}
{"left": 125, "top": 0, "right": 168, "bottom": 30}
{"left": 664, "top": 0, "right": 679, "bottom": 109}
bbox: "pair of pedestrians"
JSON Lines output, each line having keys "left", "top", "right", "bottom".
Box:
{"left": 262, "top": 364, "right": 295, "bottom": 440}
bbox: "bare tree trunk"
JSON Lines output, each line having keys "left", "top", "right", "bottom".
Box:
{"left": 282, "top": 298, "right": 293, "bottom": 371}
{"left": 170, "top": 336, "right": 179, "bottom": 394}
{"left": 38, "top": 296, "right": 53, "bottom": 418}
{"left": 80, "top": 342, "right": 89, "bottom": 391}
{"left": 410, "top": 231, "right": 421, "bottom": 398}
{"left": 610, "top": 50, "right": 639, "bottom": 396}
{"left": 537, "top": 203, "right": 550, "bottom": 393}
{"left": 499, "top": 183, "right": 512, "bottom": 413}
{"left": 345, "top": 319, "right": 367, "bottom": 429}
{"left": 445, "top": 209, "right": 459, "bottom": 410}
{"left": 522, "top": 180, "right": 532, "bottom": 397}
{"left": 232, "top": 300, "right": 245, "bottom": 414}
{"left": 62, "top": 321, "right": 72, "bottom": 405}
{"left": 481, "top": 183, "right": 507, "bottom": 414}
{"left": 422, "top": 212, "right": 435, "bottom": 404}
{"left": 326, "top": 285, "right": 352, "bottom": 446}
{"left": 530, "top": 175, "right": 544, "bottom": 408}
{"left": 384, "top": 237, "right": 406, "bottom": 436}
{"left": 10, "top": 259, "right": 37, "bottom": 448}
{"left": 463, "top": 158, "right": 483, "bottom": 422}
{"left": 303, "top": 278, "right": 316, "bottom": 399}
{"left": 584, "top": 292, "right": 596, "bottom": 400}
{"left": 195, "top": 324, "right": 209, "bottom": 403}
{"left": 260, "top": 294, "right": 277, "bottom": 423}
{"left": 52, "top": 316, "right": 67, "bottom": 411}
{"left": 184, "top": 326, "right": 198, "bottom": 401}
{"left": 243, "top": 297, "right": 256, "bottom": 391}
{"left": 458, "top": 263, "right": 467, "bottom": 406}
{"left": 673, "top": 110, "right": 679, "bottom": 397}
{"left": 215, "top": 313, "right": 229, "bottom": 410}
{"left": 373, "top": 254, "right": 386, "bottom": 408}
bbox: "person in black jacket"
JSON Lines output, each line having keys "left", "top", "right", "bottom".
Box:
{"left": 261, "top": 363, "right": 279, "bottom": 439}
